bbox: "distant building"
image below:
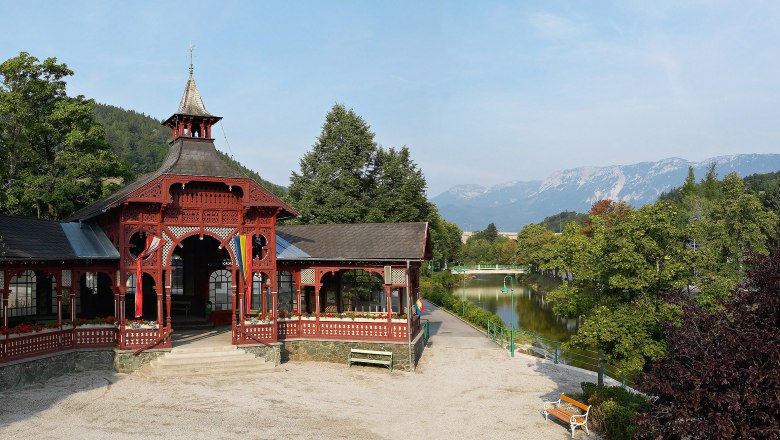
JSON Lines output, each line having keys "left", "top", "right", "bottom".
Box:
{"left": 461, "top": 231, "right": 518, "bottom": 243}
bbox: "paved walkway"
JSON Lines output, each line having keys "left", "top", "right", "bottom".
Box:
{"left": 0, "top": 301, "right": 602, "bottom": 439}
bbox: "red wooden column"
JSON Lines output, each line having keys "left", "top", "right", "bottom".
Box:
{"left": 155, "top": 271, "right": 163, "bottom": 337}
{"left": 1, "top": 270, "right": 8, "bottom": 328}
{"left": 118, "top": 284, "right": 126, "bottom": 346}
{"left": 55, "top": 272, "right": 62, "bottom": 327}
{"left": 165, "top": 269, "right": 172, "bottom": 329}
{"left": 314, "top": 271, "right": 322, "bottom": 336}
{"left": 231, "top": 268, "right": 238, "bottom": 344}
{"left": 71, "top": 272, "right": 79, "bottom": 321}
{"left": 270, "top": 271, "right": 278, "bottom": 341}
{"left": 385, "top": 284, "right": 392, "bottom": 335}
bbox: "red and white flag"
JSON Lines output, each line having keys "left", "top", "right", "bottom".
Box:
{"left": 135, "top": 235, "right": 166, "bottom": 318}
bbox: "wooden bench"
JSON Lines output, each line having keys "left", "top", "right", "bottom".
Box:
{"left": 348, "top": 349, "right": 393, "bottom": 372}
{"left": 170, "top": 300, "right": 191, "bottom": 317}
{"left": 544, "top": 394, "right": 591, "bottom": 437}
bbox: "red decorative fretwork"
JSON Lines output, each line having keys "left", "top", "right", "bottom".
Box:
{"left": 75, "top": 328, "right": 118, "bottom": 347}
{"left": 0, "top": 327, "right": 120, "bottom": 363}
{"left": 122, "top": 329, "right": 171, "bottom": 349}
{"left": 235, "top": 324, "right": 274, "bottom": 344}
{"left": 278, "top": 320, "right": 300, "bottom": 338}
{"left": 203, "top": 209, "right": 220, "bottom": 224}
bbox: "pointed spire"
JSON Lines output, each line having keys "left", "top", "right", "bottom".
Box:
{"left": 162, "top": 49, "right": 221, "bottom": 141}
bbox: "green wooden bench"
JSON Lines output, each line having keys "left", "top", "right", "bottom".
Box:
{"left": 544, "top": 394, "right": 591, "bottom": 437}
{"left": 348, "top": 349, "right": 393, "bottom": 371}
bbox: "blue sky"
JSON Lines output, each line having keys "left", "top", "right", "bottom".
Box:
{"left": 2, "top": 1, "right": 779, "bottom": 195}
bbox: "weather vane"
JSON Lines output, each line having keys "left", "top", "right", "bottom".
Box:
{"left": 189, "top": 44, "right": 194, "bottom": 77}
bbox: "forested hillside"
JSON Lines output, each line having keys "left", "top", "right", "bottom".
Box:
{"left": 93, "top": 103, "right": 286, "bottom": 196}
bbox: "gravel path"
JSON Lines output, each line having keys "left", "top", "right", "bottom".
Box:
{"left": 0, "top": 301, "right": 602, "bottom": 439}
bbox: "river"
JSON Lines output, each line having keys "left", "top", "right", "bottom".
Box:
{"left": 445, "top": 273, "right": 578, "bottom": 342}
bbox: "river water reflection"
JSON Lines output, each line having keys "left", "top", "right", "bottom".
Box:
{"left": 445, "top": 273, "right": 578, "bottom": 342}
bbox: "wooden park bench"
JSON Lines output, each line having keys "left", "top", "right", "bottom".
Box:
{"left": 348, "top": 348, "right": 393, "bottom": 371}
{"left": 170, "top": 300, "right": 191, "bottom": 317}
{"left": 543, "top": 394, "right": 591, "bottom": 437}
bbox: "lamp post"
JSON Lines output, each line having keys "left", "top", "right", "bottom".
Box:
{"left": 461, "top": 263, "right": 466, "bottom": 316}
{"left": 501, "top": 275, "right": 515, "bottom": 357}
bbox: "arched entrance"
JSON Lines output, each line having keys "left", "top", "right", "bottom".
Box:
{"left": 169, "top": 235, "right": 232, "bottom": 325}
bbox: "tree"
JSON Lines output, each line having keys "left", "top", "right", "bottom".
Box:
{"left": 366, "top": 146, "right": 431, "bottom": 223}
{"left": 539, "top": 210, "right": 588, "bottom": 233}
{"left": 635, "top": 249, "right": 780, "bottom": 439}
{"left": 472, "top": 222, "right": 499, "bottom": 242}
{"left": 428, "top": 210, "right": 463, "bottom": 268}
{"left": 0, "top": 52, "right": 129, "bottom": 219}
{"left": 287, "top": 104, "right": 377, "bottom": 224}
{"left": 548, "top": 201, "right": 689, "bottom": 381}
{"left": 287, "top": 103, "right": 457, "bottom": 267}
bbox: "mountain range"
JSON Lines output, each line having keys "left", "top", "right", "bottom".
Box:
{"left": 431, "top": 154, "right": 780, "bottom": 231}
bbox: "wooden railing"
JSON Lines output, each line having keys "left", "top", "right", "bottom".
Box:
{"left": 236, "top": 318, "right": 419, "bottom": 344}
{"left": 0, "top": 327, "right": 118, "bottom": 363}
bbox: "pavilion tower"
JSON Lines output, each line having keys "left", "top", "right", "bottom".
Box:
{"left": 162, "top": 52, "right": 222, "bottom": 141}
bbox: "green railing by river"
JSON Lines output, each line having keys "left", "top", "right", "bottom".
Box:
{"left": 486, "top": 320, "right": 631, "bottom": 387}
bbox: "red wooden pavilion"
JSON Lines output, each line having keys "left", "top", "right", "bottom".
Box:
{"left": 0, "top": 66, "right": 430, "bottom": 365}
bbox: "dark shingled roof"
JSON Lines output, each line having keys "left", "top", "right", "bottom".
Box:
{"left": 0, "top": 217, "right": 118, "bottom": 261}
{"left": 64, "top": 138, "right": 287, "bottom": 222}
{"left": 276, "top": 222, "right": 430, "bottom": 262}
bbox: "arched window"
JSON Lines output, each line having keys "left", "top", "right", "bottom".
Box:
{"left": 170, "top": 254, "right": 184, "bottom": 295}
{"left": 209, "top": 270, "right": 232, "bottom": 311}
{"left": 9, "top": 270, "right": 36, "bottom": 317}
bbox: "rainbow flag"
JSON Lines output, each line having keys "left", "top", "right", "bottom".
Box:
{"left": 414, "top": 298, "right": 425, "bottom": 315}
{"left": 232, "top": 235, "right": 253, "bottom": 313}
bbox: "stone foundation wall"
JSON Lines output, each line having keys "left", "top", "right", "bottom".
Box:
{"left": 114, "top": 349, "right": 168, "bottom": 373}
{"left": 239, "top": 343, "right": 281, "bottom": 366}
{"left": 0, "top": 349, "right": 115, "bottom": 390}
{"left": 281, "top": 334, "right": 426, "bottom": 371}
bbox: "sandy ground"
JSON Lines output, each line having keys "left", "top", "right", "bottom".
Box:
{"left": 0, "top": 301, "right": 602, "bottom": 440}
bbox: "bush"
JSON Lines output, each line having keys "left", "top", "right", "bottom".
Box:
{"left": 578, "top": 382, "right": 648, "bottom": 440}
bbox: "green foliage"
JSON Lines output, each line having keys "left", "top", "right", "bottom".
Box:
{"left": 577, "top": 382, "right": 648, "bottom": 440}
{"left": 92, "top": 103, "right": 169, "bottom": 175}
{"left": 539, "top": 210, "right": 587, "bottom": 233}
{"left": 287, "top": 104, "right": 378, "bottom": 224}
{"left": 635, "top": 249, "right": 780, "bottom": 438}
{"left": 287, "top": 103, "right": 459, "bottom": 266}
{"left": 428, "top": 210, "right": 463, "bottom": 266}
{"left": 0, "top": 52, "right": 130, "bottom": 219}
{"left": 471, "top": 222, "right": 498, "bottom": 242}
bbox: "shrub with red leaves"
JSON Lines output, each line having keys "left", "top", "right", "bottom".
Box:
{"left": 634, "top": 249, "right": 780, "bottom": 439}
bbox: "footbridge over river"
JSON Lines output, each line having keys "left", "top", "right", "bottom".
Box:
{"left": 453, "top": 264, "right": 527, "bottom": 275}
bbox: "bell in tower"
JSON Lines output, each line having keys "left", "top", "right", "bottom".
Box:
{"left": 162, "top": 47, "right": 222, "bottom": 142}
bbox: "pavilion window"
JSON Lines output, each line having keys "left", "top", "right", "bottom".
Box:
{"left": 339, "top": 270, "right": 385, "bottom": 313}
{"left": 276, "top": 271, "right": 296, "bottom": 312}
{"left": 50, "top": 276, "right": 59, "bottom": 314}
{"left": 170, "top": 254, "right": 184, "bottom": 295}
{"left": 9, "top": 270, "right": 36, "bottom": 317}
{"left": 124, "top": 274, "right": 136, "bottom": 317}
{"left": 390, "top": 288, "right": 406, "bottom": 314}
{"left": 209, "top": 270, "right": 231, "bottom": 311}
{"left": 251, "top": 273, "right": 262, "bottom": 312}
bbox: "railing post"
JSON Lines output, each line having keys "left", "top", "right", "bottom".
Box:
{"left": 554, "top": 343, "right": 559, "bottom": 364}
{"left": 602, "top": 359, "right": 607, "bottom": 379}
